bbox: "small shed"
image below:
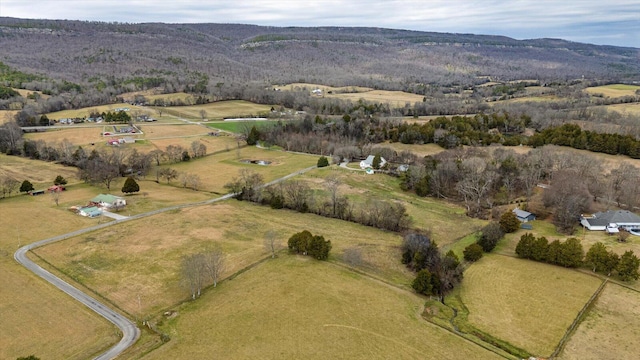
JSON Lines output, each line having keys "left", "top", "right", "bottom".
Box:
{"left": 513, "top": 207, "right": 536, "bottom": 222}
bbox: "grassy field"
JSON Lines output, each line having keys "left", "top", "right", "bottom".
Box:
{"left": 34, "top": 200, "right": 414, "bottom": 318}
{"left": 558, "top": 283, "right": 640, "bottom": 360}
{"left": 0, "top": 153, "right": 79, "bottom": 190}
{"left": 24, "top": 126, "right": 106, "bottom": 147}
{"left": 328, "top": 89, "right": 425, "bottom": 107}
{"left": 585, "top": 84, "right": 640, "bottom": 98}
{"left": 274, "top": 82, "right": 372, "bottom": 93}
{"left": 205, "top": 119, "right": 278, "bottom": 133}
{"left": 141, "top": 256, "right": 503, "bottom": 360}
{"left": 600, "top": 102, "right": 640, "bottom": 116}
{"left": 0, "top": 109, "right": 18, "bottom": 124}
{"left": 160, "top": 100, "right": 273, "bottom": 120}
{"left": 45, "top": 103, "right": 152, "bottom": 120}
{"left": 0, "top": 172, "right": 120, "bottom": 359}
{"left": 304, "top": 166, "right": 486, "bottom": 246}
{"left": 157, "top": 145, "right": 318, "bottom": 194}
{"left": 381, "top": 142, "right": 445, "bottom": 158}
{"left": 458, "top": 255, "right": 602, "bottom": 357}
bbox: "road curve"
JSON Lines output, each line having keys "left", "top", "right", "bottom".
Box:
{"left": 14, "top": 164, "right": 317, "bottom": 359}
{"left": 15, "top": 241, "right": 140, "bottom": 360}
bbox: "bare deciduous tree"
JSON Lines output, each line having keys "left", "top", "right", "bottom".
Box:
{"left": 264, "top": 230, "right": 280, "bottom": 258}
{"left": 182, "top": 253, "right": 206, "bottom": 299}
{"left": 203, "top": 250, "right": 225, "bottom": 288}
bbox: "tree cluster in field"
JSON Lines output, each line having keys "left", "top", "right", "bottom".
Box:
{"left": 401, "top": 233, "right": 464, "bottom": 302}
{"left": 181, "top": 250, "right": 225, "bottom": 300}
{"left": 101, "top": 110, "right": 132, "bottom": 124}
{"left": 287, "top": 230, "right": 331, "bottom": 260}
{"left": 515, "top": 233, "right": 640, "bottom": 281}
{"left": 261, "top": 179, "right": 411, "bottom": 232}
{"left": 463, "top": 218, "right": 514, "bottom": 262}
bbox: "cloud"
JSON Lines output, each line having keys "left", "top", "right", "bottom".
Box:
{"left": 0, "top": 0, "right": 638, "bottom": 47}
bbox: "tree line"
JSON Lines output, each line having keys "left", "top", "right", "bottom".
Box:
{"left": 225, "top": 169, "right": 411, "bottom": 233}
{"left": 515, "top": 233, "right": 640, "bottom": 281}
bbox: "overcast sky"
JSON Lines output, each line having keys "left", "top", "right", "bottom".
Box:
{"left": 1, "top": 0, "right": 638, "bottom": 48}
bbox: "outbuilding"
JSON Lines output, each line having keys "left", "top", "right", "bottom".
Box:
{"left": 513, "top": 207, "right": 536, "bottom": 222}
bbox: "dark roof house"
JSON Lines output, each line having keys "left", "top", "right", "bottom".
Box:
{"left": 581, "top": 210, "right": 640, "bottom": 231}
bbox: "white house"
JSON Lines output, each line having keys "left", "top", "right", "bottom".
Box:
{"left": 90, "top": 194, "right": 127, "bottom": 209}
{"left": 581, "top": 210, "right": 640, "bottom": 232}
{"left": 359, "top": 155, "right": 387, "bottom": 169}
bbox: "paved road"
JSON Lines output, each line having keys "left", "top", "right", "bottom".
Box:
{"left": 14, "top": 164, "right": 317, "bottom": 359}
{"left": 102, "top": 210, "right": 128, "bottom": 220}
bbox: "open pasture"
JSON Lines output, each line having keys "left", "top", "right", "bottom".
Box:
{"left": 161, "top": 100, "right": 273, "bottom": 120}
{"left": 600, "top": 102, "right": 640, "bottom": 116}
{"left": 158, "top": 146, "right": 318, "bottom": 193}
{"left": 459, "top": 255, "right": 602, "bottom": 357}
{"left": 34, "top": 200, "right": 414, "bottom": 318}
{"left": 0, "top": 185, "right": 119, "bottom": 360}
{"left": 327, "top": 89, "right": 425, "bottom": 106}
{"left": 0, "top": 109, "right": 18, "bottom": 124}
{"left": 24, "top": 126, "right": 106, "bottom": 147}
{"left": 142, "top": 123, "right": 210, "bottom": 138}
{"left": 381, "top": 142, "right": 445, "bottom": 158}
{"left": 0, "top": 153, "right": 79, "bottom": 189}
{"left": 585, "top": 84, "right": 640, "bottom": 98}
{"left": 143, "top": 255, "right": 502, "bottom": 360}
{"left": 302, "top": 167, "right": 486, "bottom": 246}
{"left": 558, "top": 283, "right": 640, "bottom": 360}
{"left": 274, "top": 82, "right": 372, "bottom": 93}
{"left": 46, "top": 103, "right": 152, "bottom": 120}
{"left": 149, "top": 132, "right": 239, "bottom": 155}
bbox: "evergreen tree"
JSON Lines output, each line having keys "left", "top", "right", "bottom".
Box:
{"left": 412, "top": 269, "right": 434, "bottom": 295}
{"left": 19, "top": 180, "right": 34, "bottom": 193}
{"left": 372, "top": 154, "right": 382, "bottom": 169}
{"left": 317, "top": 156, "right": 329, "bottom": 168}
{"left": 515, "top": 233, "right": 535, "bottom": 259}
{"left": 585, "top": 242, "right": 609, "bottom": 273}
{"left": 463, "top": 243, "right": 484, "bottom": 262}
{"left": 307, "top": 235, "right": 332, "bottom": 260}
{"left": 247, "top": 126, "right": 260, "bottom": 145}
{"left": 54, "top": 175, "right": 67, "bottom": 186}
{"left": 530, "top": 236, "right": 549, "bottom": 262}
{"left": 121, "top": 177, "right": 140, "bottom": 194}
{"left": 546, "top": 240, "right": 562, "bottom": 265}
{"left": 558, "top": 238, "right": 584, "bottom": 268}
{"left": 617, "top": 251, "right": 640, "bottom": 281}
{"left": 477, "top": 222, "right": 504, "bottom": 252}
{"left": 499, "top": 210, "right": 520, "bottom": 233}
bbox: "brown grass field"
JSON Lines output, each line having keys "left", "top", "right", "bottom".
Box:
{"left": 558, "top": 283, "right": 640, "bottom": 360}
{"left": 600, "top": 102, "right": 640, "bottom": 116}
{"left": 34, "top": 200, "right": 415, "bottom": 318}
{"left": 0, "top": 109, "right": 19, "bottom": 124}
{"left": 0, "top": 153, "right": 79, "bottom": 189}
{"left": 459, "top": 255, "right": 602, "bottom": 357}
{"left": 24, "top": 126, "right": 106, "bottom": 147}
{"left": 305, "top": 166, "right": 486, "bottom": 247}
{"left": 45, "top": 103, "right": 152, "bottom": 120}
{"left": 585, "top": 84, "right": 640, "bottom": 98}
{"left": 381, "top": 142, "right": 446, "bottom": 157}
{"left": 160, "top": 100, "right": 273, "bottom": 120}
{"left": 140, "top": 255, "right": 502, "bottom": 360}
{"left": 327, "top": 89, "right": 425, "bottom": 106}
{"left": 157, "top": 146, "right": 318, "bottom": 193}
{"left": 0, "top": 166, "right": 121, "bottom": 360}
{"left": 274, "top": 82, "right": 372, "bottom": 93}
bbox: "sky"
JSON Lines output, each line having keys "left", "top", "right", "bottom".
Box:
{"left": 0, "top": 0, "right": 638, "bottom": 48}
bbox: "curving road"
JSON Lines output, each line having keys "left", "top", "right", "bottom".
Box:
{"left": 14, "top": 165, "right": 317, "bottom": 359}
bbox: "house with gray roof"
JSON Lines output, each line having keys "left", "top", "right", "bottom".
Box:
{"left": 580, "top": 210, "right": 640, "bottom": 232}
{"left": 513, "top": 207, "right": 536, "bottom": 222}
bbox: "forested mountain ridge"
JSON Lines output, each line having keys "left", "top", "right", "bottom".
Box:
{"left": 1, "top": 17, "right": 638, "bottom": 96}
